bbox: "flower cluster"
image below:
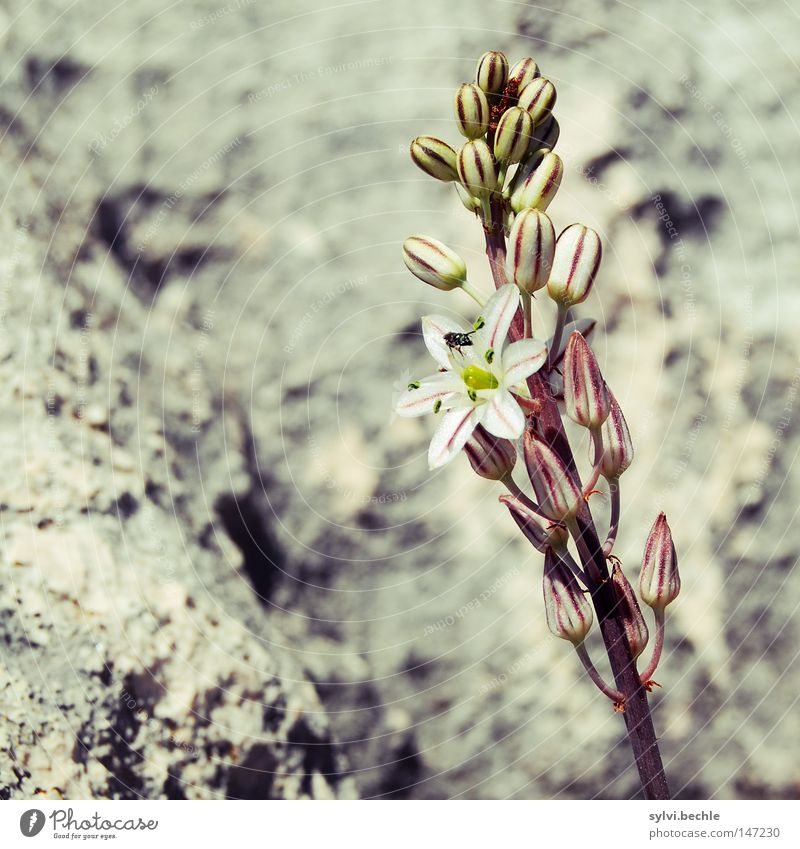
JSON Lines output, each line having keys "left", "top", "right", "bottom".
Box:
{"left": 393, "top": 49, "right": 681, "bottom": 710}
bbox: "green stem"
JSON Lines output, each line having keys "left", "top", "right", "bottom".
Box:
{"left": 461, "top": 280, "right": 487, "bottom": 307}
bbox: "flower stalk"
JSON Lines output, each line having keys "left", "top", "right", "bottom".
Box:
{"left": 392, "top": 49, "right": 678, "bottom": 800}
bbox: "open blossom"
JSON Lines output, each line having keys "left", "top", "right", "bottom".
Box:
{"left": 394, "top": 284, "right": 547, "bottom": 469}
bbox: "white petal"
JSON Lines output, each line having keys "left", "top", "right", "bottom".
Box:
{"left": 428, "top": 406, "right": 483, "bottom": 469}
{"left": 502, "top": 338, "right": 548, "bottom": 387}
{"left": 476, "top": 284, "right": 520, "bottom": 351}
{"left": 481, "top": 389, "right": 526, "bottom": 439}
{"left": 395, "top": 372, "right": 463, "bottom": 417}
{"left": 422, "top": 314, "right": 471, "bottom": 369}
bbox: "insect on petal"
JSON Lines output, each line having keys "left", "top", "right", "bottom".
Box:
{"left": 422, "top": 315, "right": 471, "bottom": 369}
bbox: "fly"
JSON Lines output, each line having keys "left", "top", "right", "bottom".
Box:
{"left": 443, "top": 330, "right": 477, "bottom": 355}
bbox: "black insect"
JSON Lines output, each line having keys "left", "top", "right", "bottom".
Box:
{"left": 443, "top": 330, "right": 477, "bottom": 354}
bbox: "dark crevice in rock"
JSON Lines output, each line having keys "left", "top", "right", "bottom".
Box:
{"left": 286, "top": 717, "right": 343, "bottom": 795}
{"left": 25, "top": 56, "right": 88, "bottom": 92}
{"left": 98, "top": 676, "right": 147, "bottom": 799}
{"left": 216, "top": 486, "right": 285, "bottom": 604}
{"left": 93, "top": 187, "right": 222, "bottom": 300}
{"left": 214, "top": 417, "right": 289, "bottom": 604}
{"left": 373, "top": 739, "right": 423, "bottom": 799}
{"left": 215, "top": 476, "right": 285, "bottom": 604}
{"left": 225, "top": 744, "right": 277, "bottom": 799}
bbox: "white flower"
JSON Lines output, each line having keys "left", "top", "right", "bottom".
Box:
{"left": 395, "top": 284, "right": 547, "bottom": 469}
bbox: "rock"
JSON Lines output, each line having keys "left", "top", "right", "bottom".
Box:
{"left": 1, "top": 0, "right": 798, "bottom": 802}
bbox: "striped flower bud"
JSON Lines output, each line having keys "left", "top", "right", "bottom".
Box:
{"left": 531, "top": 115, "right": 560, "bottom": 152}
{"left": 518, "top": 77, "right": 557, "bottom": 125}
{"left": 508, "top": 57, "right": 539, "bottom": 93}
{"left": 563, "top": 331, "right": 611, "bottom": 430}
{"left": 505, "top": 209, "right": 556, "bottom": 295}
{"left": 454, "top": 83, "right": 490, "bottom": 140}
{"left": 600, "top": 392, "right": 634, "bottom": 479}
{"left": 475, "top": 50, "right": 508, "bottom": 95}
{"left": 457, "top": 139, "right": 498, "bottom": 199}
{"left": 494, "top": 106, "right": 534, "bottom": 166}
{"left": 611, "top": 563, "right": 649, "bottom": 659}
{"left": 500, "top": 494, "right": 569, "bottom": 552}
{"left": 402, "top": 235, "right": 467, "bottom": 291}
{"left": 499, "top": 494, "right": 547, "bottom": 551}
{"left": 509, "top": 150, "right": 563, "bottom": 213}
{"left": 464, "top": 424, "right": 516, "bottom": 480}
{"left": 523, "top": 432, "right": 582, "bottom": 522}
{"left": 547, "top": 224, "right": 602, "bottom": 307}
{"left": 543, "top": 548, "right": 593, "bottom": 645}
{"left": 410, "top": 136, "right": 459, "bottom": 182}
{"left": 639, "top": 514, "right": 680, "bottom": 610}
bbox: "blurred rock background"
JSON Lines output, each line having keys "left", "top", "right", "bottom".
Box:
{"left": 0, "top": 0, "right": 798, "bottom": 798}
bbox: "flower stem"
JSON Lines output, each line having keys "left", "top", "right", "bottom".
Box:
{"left": 546, "top": 303, "right": 568, "bottom": 371}
{"left": 603, "top": 478, "right": 621, "bottom": 556}
{"left": 640, "top": 606, "right": 666, "bottom": 684}
{"left": 582, "top": 528, "right": 670, "bottom": 799}
{"left": 522, "top": 291, "right": 533, "bottom": 339}
{"left": 481, "top": 197, "right": 493, "bottom": 229}
{"left": 501, "top": 476, "right": 549, "bottom": 521}
{"left": 559, "top": 546, "right": 589, "bottom": 585}
{"left": 483, "top": 198, "right": 508, "bottom": 289}
{"left": 483, "top": 147, "right": 670, "bottom": 803}
{"left": 582, "top": 427, "right": 604, "bottom": 497}
{"left": 461, "top": 280, "right": 487, "bottom": 307}
{"left": 574, "top": 642, "right": 624, "bottom": 703}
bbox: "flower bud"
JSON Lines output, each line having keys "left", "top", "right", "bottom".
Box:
{"left": 402, "top": 235, "right": 467, "bottom": 291}
{"left": 457, "top": 139, "right": 498, "bottom": 199}
{"left": 454, "top": 83, "right": 490, "bottom": 140}
{"left": 509, "top": 151, "right": 563, "bottom": 213}
{"left": 499, "top": 494, "right": 547, "bottom": 551}
{"left": 523, "top": 432, "right": 582, "bottom": 522}
{"left": 475, "top": 50, "right": 508, "bottom": 95}
{"left": 410, "top": 136, "right": 459, "bottom": 182}
{"left": 500, "top": 493, "right": 569, "bottom": 552}
{"left": 563, "top": 331, "right": 611, "bottom": 430}
{"left": 518, "top": 77, "right": 557, "bottom": 125}
{"left": 531, "top": 115, "right": 560, "bottom": 151}
{"left": 600, "top": 392, "right": 634, "bottom": 479}
{"left": 505, "top": 208, "right": 556, "bottom": 295}
{"left": 464, "top": 424, "right": 516, "bottom": 480}
{"left": 508, "top": 57, "right": 539, "bottom": 93}
{"left": 611, "top": 562, "right": 649, "bottom": 659}
{"left": 547, "top": 224, "right": 602, "bottom": 307}
{"left": 639, "top": 513, "right": 680, "bottom": 610}
{"left": 494, "top": 106, "right": 534, "bottom": 166}
{"left": 543, "top": 548, "right": 593, "bottom": 644}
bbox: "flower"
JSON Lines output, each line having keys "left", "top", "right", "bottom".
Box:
{"left": 394, "top": 284, "right": 547, "bottom": 468}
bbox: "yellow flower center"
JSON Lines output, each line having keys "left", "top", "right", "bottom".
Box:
{"left": 461, "top": 365, "right": 499, "bottom": 391}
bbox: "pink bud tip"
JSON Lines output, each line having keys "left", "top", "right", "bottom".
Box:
{"left": 639, "top": 513, "right": 680, "bottom": 610}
